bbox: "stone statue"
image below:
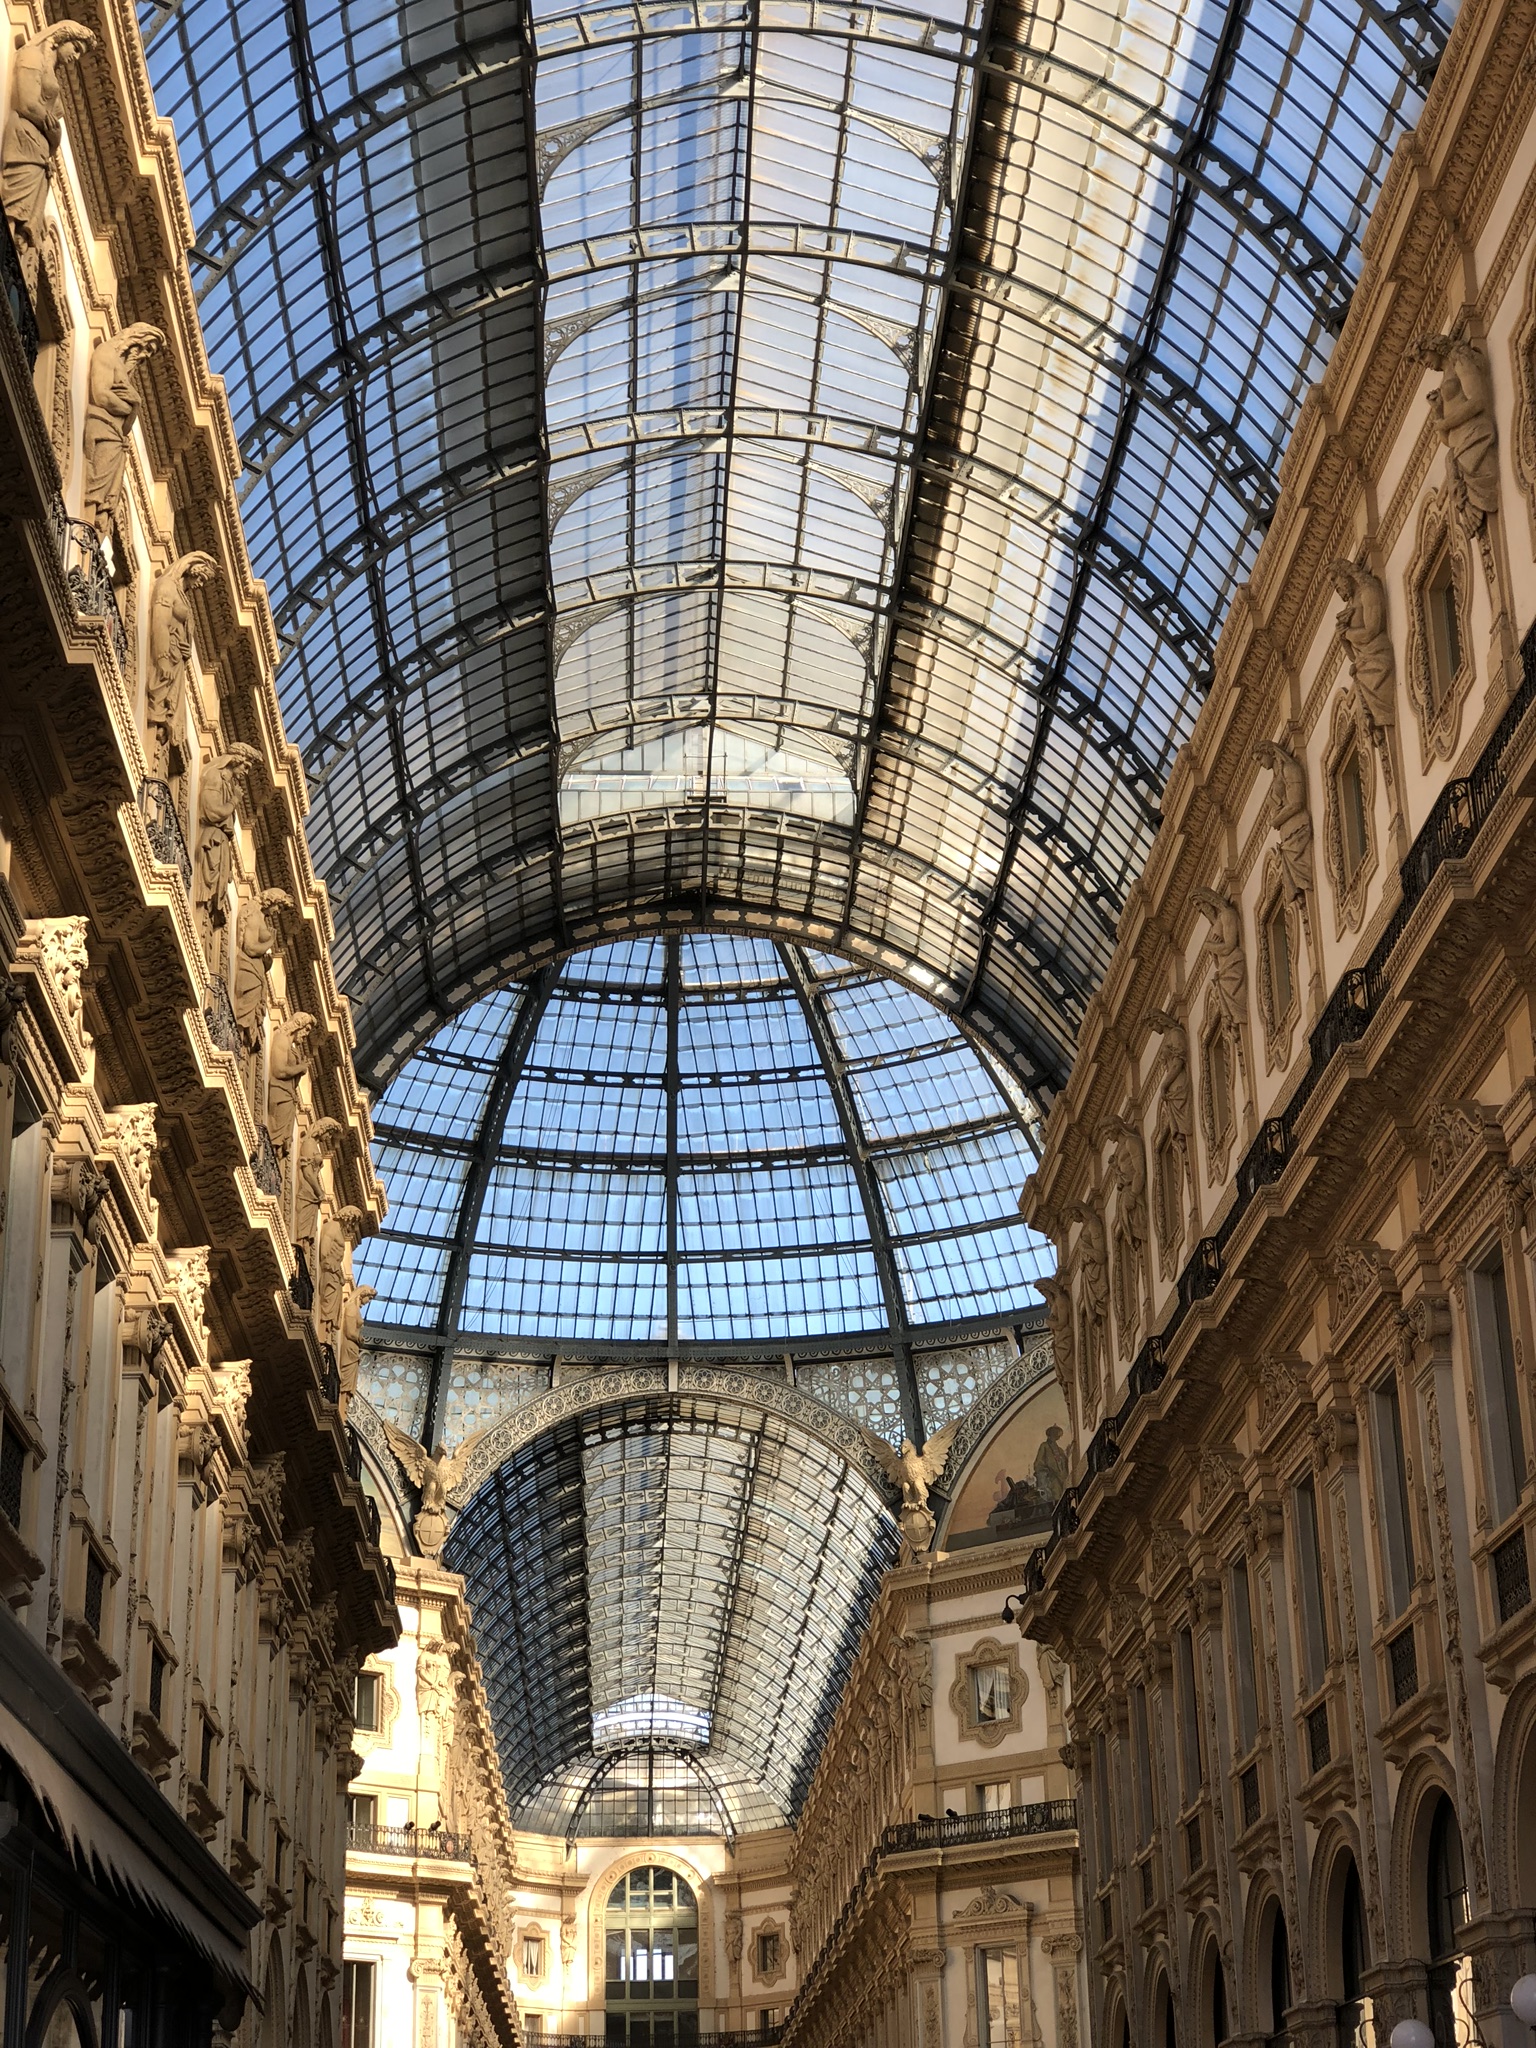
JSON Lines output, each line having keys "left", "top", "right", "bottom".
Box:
{"left": 314, "top": 1202, "right": 360, "bottom": 1352}
{"left": 264, "top": 1010, "right": 315, "bottom": 1156}
{"left": 1067, "top": 1199, "right": 1109, "bottom": 1410}
{"left": 1147, "top": 1008, "right": 1194, "bottom": 1228}
{"left": 82, "top": 325, "right": 166, "bottom": 528}
{"left": 1, "top": 23, "right": 95, "bottom": 297}
{"left": 146, "top": 553, "right": 217, "bottom": 777}
{"left": 293, "top": 1116, "right": 340, "bottom": 1248}
{"left": 336, "top": 1281, "right": 375, "bottom": 1420}
{"left": 1192, "top": 887, "right": 1247, "bottom": 1038}
{"left": 861, "top": 1418, "right": 962, "bottom": 1556}
{"left": 1253, "top": 739, "right": 1315, "bottom": 902}
{"left": 1413, "top": 334, "right": 1499, "bottom": 530}
{"left": 1034, "top": 1424, "right": 1068, "bottom": 1503}
{"left": 1330, "top": 559, "right": 1396, "bottom": 733}
{"left": 1101, "top": 1114, "right": 1148, "bottom": 1253}
{"left": 231, "top": 888, "right": 292, "bottom": 1051}
{"left": 193, "top": 744, "right": 261, "bottom": 951}
{"left": 380, "top": 1422, "right": 489, "bottom": 1558}
{"left": 1035, "top": 1275, "right": 1074, "bottom": 1398}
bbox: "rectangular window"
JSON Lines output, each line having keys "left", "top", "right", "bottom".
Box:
{"left": 1469, "top": 1253, "right": 1527, "bottom": 1525}
{"left": 1093, "top": 1732, "right": 1113, "bottom": 1872}
{"left": 1337, "top": 742, "right": 1369, "bottom": 882}
{"left": 1130, "top": 1683, "right": 1155, "bottom": 1846}
{"left": 1229, "top": 1560, "right": 1260, "bottom": 1754}
{"left": 975, "top": 1780, "right": 1012, "bottom": 1814}
{"left": 241, "top": 1778, "right": 256, "bottom": 1843}
{"left": 972, "top": 1662, "right": 1011, "bottom": 1723}
{"left": 354, "top": 1670, "right": 380, "bottom": 1732}
{"left": 199, "top": 1715, "right": 216, "bottom": 1789}
{"left": 1373, "top": 1377, "right": 1416, "bottom": 1618}
{"left": 341, "top": 1961, "right": 375, "bottom": 2048}
{"left": 522, "top": 1935, "right": 545, "bottom": 1976}
{"left": 1265, "top": 899, "right": 1294, "bottom": 1020}
{"left": 977, "top": 1949, "right": 1023, "bottom": 2048}
{"left": 1176, "top": 1626, "right": 1204, "bottom": 1801}
{"left": 756, "top": 1931, "right": 780, "bottom": 1975}
{"left": 1208, "top": 1029, "right": 1233, "bottom": 1144}
{"left": 346, "top": 1793, "right": 377, "bottom": 1833}
{"left": 1427, "top": 551, "right": 1462, "bottom": 707}
{"left": 1293, "top": 1477, "right": 1330, "bottom": 1695}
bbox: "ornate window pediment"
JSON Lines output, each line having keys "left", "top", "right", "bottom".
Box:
{"left": 1405, "top": 500, "right": 1475, "bottom": 765}
{"left": 1322, "top": 691, "right": 1378, "bottom": 936}
{"left": 950, "top": 1637, "right": 1026, "bottom": 1748}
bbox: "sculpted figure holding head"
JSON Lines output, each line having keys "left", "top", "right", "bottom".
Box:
{"left": 1, "top": 23, "right": 95, "bottom": 294}
{"left": 146, "top": 554, "right": 217, "bottom": 776}
{"left": 193, "top": 743, "right": 261, "bottom": 950}
{"left": 83, "top": 325, "right": 166, "bottom": 527}
{"left": 1413, "top": 334, "right": 1499, "bottom": 529}
{"left": 1330, "top": 559, "right": 1396, "bottom": 733}
{"left": 1253, "top": 739, "right": 1314, "bottom": 903}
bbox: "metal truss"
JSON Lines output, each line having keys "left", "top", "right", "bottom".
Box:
{"left": 421, "top": 970, "right": 560, "bottom": 1448}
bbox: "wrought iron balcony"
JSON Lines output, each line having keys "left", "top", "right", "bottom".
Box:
{"left": 346, "top": 1823, "right": 467, "bottom": 1860}
{"left": 881, "top": 1798, "right": 1077, "bottom": 1853}
{"left": 138, "top": 780, "right": 193, "bottom": 891}
{"left": 203, "top": 980, "right": 241, "bottom": 1057}
{"left": 0, "top": 212, "right": 39, "bottom": 366}
{"left": 249, "top": 1126, "right": 283, "bottom": 1197}
{"left": 64, "top": 520, "right": 130, "bottom": 671}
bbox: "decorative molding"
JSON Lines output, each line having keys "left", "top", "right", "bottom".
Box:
{"left": 948, "top": 1635, "right": 1026, "bottom": 1748}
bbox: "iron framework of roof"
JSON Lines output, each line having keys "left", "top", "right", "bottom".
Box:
{"left": 355, "top": 936, "right": 1051, "bottom": 1446}
{"left": 140, "top": 0, "right": 1453, "bottom": 1102}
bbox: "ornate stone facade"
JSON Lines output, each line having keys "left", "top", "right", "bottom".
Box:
{"left": 0, "top": 0, "right": 392, "bottom": 2037}
{"left": 1015, "top": 0, "right": 1536, "bottom": 2042}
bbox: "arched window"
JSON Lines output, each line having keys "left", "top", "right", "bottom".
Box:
{"left": 1212, "top": 1951, "right": 1228, "bottom": 2048}
{"left": 1266, "top": 1907, "right": 1291, "bottom": 2048}
{"left": 604, "top": 1867, "right": 700, "bottom": 2046}
{"left": 1338, "top": 1856, "right": 1369, "bottom": 2048}
{"left": 1426, "top": 1796, "right": 1469, "bottom": 2048}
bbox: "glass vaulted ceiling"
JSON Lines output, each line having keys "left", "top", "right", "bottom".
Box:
{"left": 141, "top": 0, "right": 1451, "bottom": 1099}
{"left": 355, "top": 936, "right": 1050, "bottom": 1408}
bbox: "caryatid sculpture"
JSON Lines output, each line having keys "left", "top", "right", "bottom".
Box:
{"left": 336, "top": 1281, "right": 376, "bottom": 1420}
{"left": 1330, "top": 559, "right": 1396, "bottom": 735}
{"left": 1, "top": 23, "right": 95, "bottom": 296}
{"left": 293, "top": 1116, "right": 340, "bottom": 1250}
{"left": 82, "top": 325, "right": 166, "bottom": 531}
{"left": 1035, "top": 1274, "right": 1075, "bottom": 1402}
{"left": 1066, "top": 1198, "right": 1109, "bottom": 1413}
{"left": 314, "top": 1204, "right": 362, "bottom": 1354}
{"left": 146, "top": 553, "right": 217, "bottom": 777}
{"left": 1146, "top": 1008, "right": 1195, "bottom": 1226}
{"left": 1192, "top": 885, "right": 1250, "bottom": 1110}
{"left": 264, "top": 1010, "right": 315, "bottom": 1158}
{"left": 193, "top": 743, "right": 261, "bottom": 952}
{"left": 231, "top": 888, "right": 292, "bottom": 1052}
{"left": 1253, "top": 739, "right": 1315, "bottom": 905}
{"left": 1413, "top": 334, "right": 1499, "bottom": 533}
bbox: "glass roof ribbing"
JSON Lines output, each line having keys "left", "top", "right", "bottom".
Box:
{"left": 356, "top": 935, "right": 1051, "bottom": 1436}
{"left": 443, "top": 1391, "right": 897, "bottom": 1838}
{"left": 140, "top": 0, "right": 1452, "bottom": 1098}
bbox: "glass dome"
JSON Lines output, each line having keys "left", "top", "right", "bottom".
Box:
{"left": 357, "top": 934, "right": 1051, "bottom": 1349}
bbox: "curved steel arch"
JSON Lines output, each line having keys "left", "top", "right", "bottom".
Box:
{"left": 342, "top": 838, "right": 1087, "bottom": 1094}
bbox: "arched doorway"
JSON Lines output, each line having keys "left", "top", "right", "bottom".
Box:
{"left": 1263, "top": 1904, "right": 1291, "bottom": 2048}
{"left": 1338, "top": 1856, "right": 1369, "bottom": 2048}
{"left": 1425, "top": 1795, "right": 1470, "bottom": 2048}
{"left": 604, "top": 1866, "right": 700, "bottom": 2045}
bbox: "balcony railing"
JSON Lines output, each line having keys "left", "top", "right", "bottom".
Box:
{"left": 1021, "top": 619, "right": 1536, "bottom": 1609}
{"left": 249, "top": 1126, "right": 283, "bottom": 1197}
{"left": 881, "top": 1799, "right": 1077, "bottom": 1853}
{"left": 139, "top": 780, "right": 193, "bottom": 890}
{"left": 64, "top": 520, "right": 130, "bottom": 671}
{"left": 0, "top": 212, "right": 39, "bottom": 366}
{"left": 203, "top": 980, "right": 241, "bottom": 1057}
{"left": 346, "top": 1823, "right": 467, "bottom": 1860}
{"left": 531, "top": 2034, "right": 782, "bottom": 2048}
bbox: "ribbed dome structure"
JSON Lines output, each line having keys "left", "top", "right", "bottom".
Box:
{"left": 357, "top": 934, "right": 1050, "bottom": 1357}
